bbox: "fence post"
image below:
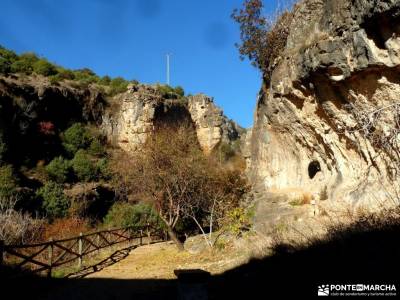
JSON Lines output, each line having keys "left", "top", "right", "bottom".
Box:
{"left": 140, "top": 230, "right": 143, "bottom": 246}
{"left": 47, "top": 238, "right": 53, "bottom": 278}
{"left": 78, "top": 232, "right": 83, "bottom": 269}
{"left": 97, "top": 233, "right": 100, "bottom": 254}
{"left": 147, "top": 224, "right": 151, "bottom": 245}
{"left": 0, "top": 240, "right": 4, "bottom": 267}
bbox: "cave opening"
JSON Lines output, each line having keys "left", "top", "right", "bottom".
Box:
{"left": 308, "top": 160, "right": 321, "bottom": 179}
{"left": 153, "top": 102, "right": 195, "bottom": 129}
{"left": 361, "top": 10, "right": 400, "bottom": 50}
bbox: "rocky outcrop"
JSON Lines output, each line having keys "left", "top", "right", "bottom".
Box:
{"left": 249, "top": 0, "right": 400, "bottom": 210}
{"left": 0, "top": 74, "right": 105, "bottom": 163}
{"left": 102, "top": 84, "right": 244, "bottom": 153}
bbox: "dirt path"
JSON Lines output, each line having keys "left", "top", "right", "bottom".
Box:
{"left": 86, "top": 240, "right": 247, "bottom": 279}
{"left": 37, "top": 240, "right": 249, "bottom": 300}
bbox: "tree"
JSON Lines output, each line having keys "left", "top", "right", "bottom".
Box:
{"left": 71, "top": 150, "right": 97, "bottom": 182}
{"left": 232, "top": 0, "right": 294, "bottom": 80}
{"left": 62, "top": 123, "right": 91, "bottom": 155}
{"left": 46, "top": 156, "right": 72, "bottom": 183}
{"left": 112, "top": 123, "right": 248, "bottom": 250}
{"left": 37, "top": 182, "right": 70, "bottom": 219}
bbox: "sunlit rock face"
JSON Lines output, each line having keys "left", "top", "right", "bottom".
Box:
{"left": 249, "top": 0, "right": 400, "bottom": 208}
{"left": 102, "top": 85, "right": 244, "bottom": 154}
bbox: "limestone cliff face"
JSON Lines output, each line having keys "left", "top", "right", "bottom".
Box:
{"left": 102, "top": 85, "right": 243, "bottom": 153}
{"left": 250, "top": 0, "right": 400, "bottom": 208}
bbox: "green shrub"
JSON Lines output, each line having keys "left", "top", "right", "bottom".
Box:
{"left": 0, "top": 46, "right": 18, "bottom": 62}
{"left": 0, "top": 165, "right": 18, "bottom": 199}
{"left": 99, "top": 75, "right": 111, "bottom": 85}
{"left": 71, "top": 150, "right": 97, "bottom": 181}
{"left": 48, "top": 74, "right": 61, "bottom": 85}
{"left": 62, "top": 123, "right": 91, "bottom": 155}
{"left": 33, "top": 59, "right": 57, "bottom": 76}
{"left": 174, "top": 86, "right": 185, "bottom": 97}
{"left": 57, "top": 68, "right": 75, "bottom": 80}
{"left": 0, "top": 57, "right": 11, "bottom": 74}
{"left": 73, "top": 68, "right": 100, "bottom": 87}
{"left": 45, "top": 156, "right": 72, "bottom": 183}
{"left": 104, "top": 202, "right": 163, "bottom": 229}
{"left": 88, "top": 138, "right": 105, "bottom": 157}
{"left": 225, "top": 207, "right": 252, "bottom": 236}
{"left": 96, "top": 158, "right": 111, "bottom": 180}
{"left": 37, "top": 182, "right": 69, "bottom": 219}
{"left": 10, "top": 52, "right": 39, "bottom": 74}
{"left": 109, "top": 77, "right": 129, "bottom": 95}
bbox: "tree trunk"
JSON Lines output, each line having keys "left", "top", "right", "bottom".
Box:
{"left": 167, "top": 225, "right": 184, "bottom": 251}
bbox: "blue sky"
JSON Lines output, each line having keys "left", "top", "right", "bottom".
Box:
{"left": 0, "top": 0, "right": 279, "bottom": 128}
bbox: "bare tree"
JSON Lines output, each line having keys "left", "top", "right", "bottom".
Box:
{"left": 112, "top": 123, "right": 248, "bottom": 250}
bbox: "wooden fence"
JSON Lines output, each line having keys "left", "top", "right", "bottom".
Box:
{"left": 0, "top": 224, "right": 167, "bottom": 278}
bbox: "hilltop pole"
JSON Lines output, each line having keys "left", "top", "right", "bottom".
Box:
{"left": 166, "top": 53, "right": 170, "bottom": 86}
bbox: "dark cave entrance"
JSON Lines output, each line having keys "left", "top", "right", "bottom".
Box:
{"left": 153, "top": 102, "right": 195, "bottom": 129}
{"left": 308, "top": 160, "right": 321, "bottom": 179}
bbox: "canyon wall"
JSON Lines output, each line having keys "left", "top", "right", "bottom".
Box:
{"left": 102, "top": 84, "right": 244, "bottom": 153}
{"left": 249, "top": 0, "right": 400, "bottom": 209}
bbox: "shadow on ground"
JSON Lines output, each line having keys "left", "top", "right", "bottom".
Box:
{"left": 67, "top": 245, "right": 139, "bottom": 278}
{"left": 2, "top": 217, "right": 400, "bottom": 299}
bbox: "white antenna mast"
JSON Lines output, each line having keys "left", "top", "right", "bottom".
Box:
{"left": 166, "top": 53, "right": 171, "bottom": 86}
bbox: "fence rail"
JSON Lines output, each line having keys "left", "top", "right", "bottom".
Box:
{"left": 0, "top": 224, "right": 167, "bottom": 278}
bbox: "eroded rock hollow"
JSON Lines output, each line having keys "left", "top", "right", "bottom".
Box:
{"left": 249, "top": 0, "right": 400, "bottom": 208}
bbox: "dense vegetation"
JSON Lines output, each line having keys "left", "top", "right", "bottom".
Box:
{"left": 0, "top": 45, "right": 136, "bottom": 96}
{"left": 0, "top": 46, "right": 245, "bottom": 248}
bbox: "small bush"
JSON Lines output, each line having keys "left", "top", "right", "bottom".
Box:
{"left": 45, "top": 156, "right": 72, "bottom": 183}
{"left": 42, "top": 216, "right": 90, "bottom": 240}
{"left": 88, "top": 138, "right": 106, "bottom": 157}
{"left": 37, "top": 182, "right": 70, "bottom": 219}
{"left": 71, "top": 150, "right": 97, "bottom": 181}
{"left": 104, "top": 202, "right": 163, "bottom": 229}
{"left": 109, "top": 77, "right": 129, "bottom": 95}
{"left": 33, "top": 59, "right": 57, "bottom": 76}
{"left": 10, "top": 52, "right": 39, "bottom": 74}
{"left": 225, "top": 207, "right": 252, "bottom": 236}
{"left": 96, "top": 158, "right": 111, "bottom": 180}
{"left": 99, "top": 75, "right": 111, "bottom": 85}
{"left": 0, "top": 165, "right": 18, "bottom": 199}
{"left": 57, "top": 68, "right": 75, "bottom": 80}
{"left": 0, "top": 57, "right": 11, "bottom": 74}
{"left": 156, "top": 84, "right": 178, "bottom": 99}
{"left": 174, "top": 86, "right": 185, "bottom": 97}
{"left": 62, "top": 123, "right": 91, "bottom": 155}
{"left": 73, "top": 68, "right": 100, "bottom": 87}
{"left": 0, "top": 46, "right": 18, "bottom": 62}
{"left": 0, "top": 208, "right": 44, "bottom": 244}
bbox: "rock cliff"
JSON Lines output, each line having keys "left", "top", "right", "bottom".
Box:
{"left": 0, "top": 74, "right": 105, "bottom": 164}
{"left": 249, "top": 0, "right": 400, "bottom": 211}
{"left": 102, "top": 84, "right": 244, "bottom": 153}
